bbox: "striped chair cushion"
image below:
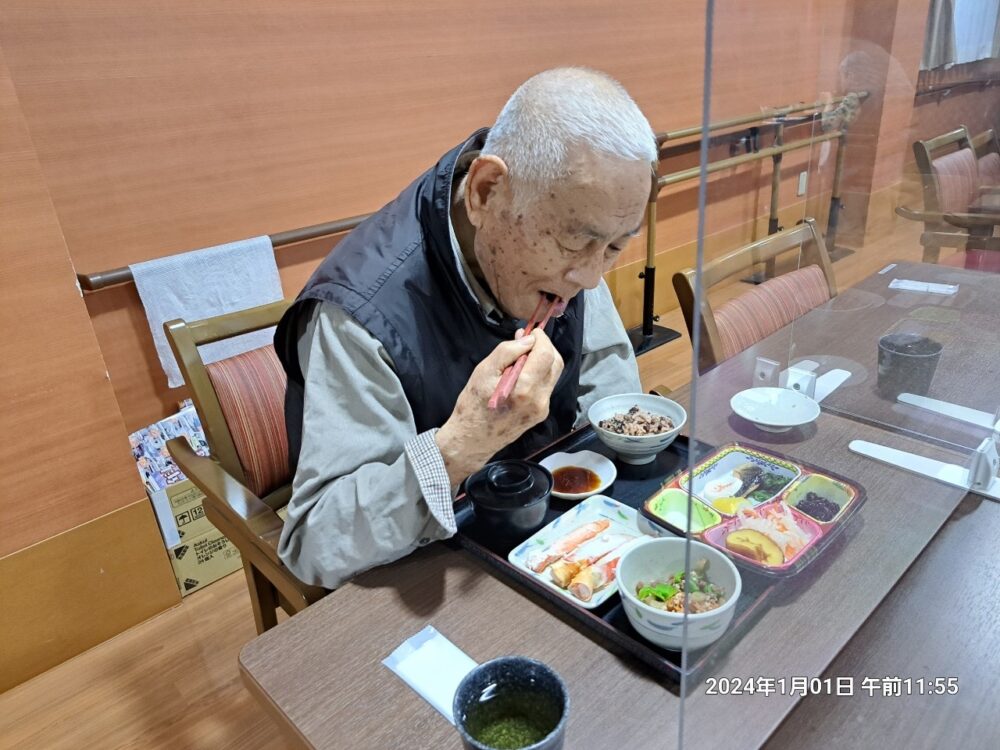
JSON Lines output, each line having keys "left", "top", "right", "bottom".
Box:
{"left": 714, "top": 265, "right": 832, "bottom": 360}
{"left": 207, "top": 345, "right": 289, "bottom": 499}
{"left": 978, "top": 152, "right": 1000, "bottom": 187}
{"left": 932, "top": 148, "right": 979, "bottom": 213}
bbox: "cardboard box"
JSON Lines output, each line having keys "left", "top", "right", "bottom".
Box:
{"left": 131, "top": 403, "right": 243, "bottom": 596}
{"left": 149, "top": 479, "right": 213, "bottom": 546}
{"left": 168, "top": 527, "right": 242, "bottom": 597}
{"left": 130, "top": 402, "right": 221, "bottom": 551}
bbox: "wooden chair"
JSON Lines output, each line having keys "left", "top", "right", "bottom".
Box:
{"left": 896, "top": 126, "right": 1000, "bottom": 263}
{"left": 971, "top": 127, "right": 1000, "bottom": 186}
{"left": 672, "top": 218, "right": 837, "bottom": 373}
{"left": 165, "top": 300, "right": 327, "bottom": 634}
{"left": 961, "top": 129, "right": 1000, "bottom": 271}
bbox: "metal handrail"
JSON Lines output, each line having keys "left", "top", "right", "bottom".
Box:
{"left": 655, "top": 92, "right": 868, "bottom": 144}
{"left": 657, "top": 131, "right": 843, "bottom": 189}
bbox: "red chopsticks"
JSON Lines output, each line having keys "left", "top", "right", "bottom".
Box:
{"left": 488, "top": 295, "right": 560, "bottom": 410}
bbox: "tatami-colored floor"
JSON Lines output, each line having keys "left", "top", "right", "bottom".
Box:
{"left": 0, "top": 222, "right": 935, "bottom": 750}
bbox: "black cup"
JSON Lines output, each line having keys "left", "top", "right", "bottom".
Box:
{"left": 464, "top": 460, "right": 552, "bottom": 539}
{"left": 877, "top": 332, "right": 943, "bottom": 400}
{"left": 453, "top": 656, "right": 569, "bottom": 750}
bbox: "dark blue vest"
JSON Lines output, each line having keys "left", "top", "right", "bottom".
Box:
{"left": 275, "top": 130, "right": 584, "bottom": 472}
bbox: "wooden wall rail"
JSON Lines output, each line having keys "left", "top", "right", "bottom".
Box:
{"left": 77, "top": 213, "right": 371, "bottom": 292}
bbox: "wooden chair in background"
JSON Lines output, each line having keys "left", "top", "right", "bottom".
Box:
{"left": 896, "top": 126, "right": 1000, "bottom": 267}
{"left": 971, "top": 127, "right": 1000, "bottom": 186}
{"left": 165, "top": 300, "right": 327, "bottom": 634}
{"left": 672, "top": 218, "right": 838, "bottom": 373}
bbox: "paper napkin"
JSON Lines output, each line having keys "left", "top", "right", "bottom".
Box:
{"left": 383, "top": 625, "right": 477, "bottom": 724}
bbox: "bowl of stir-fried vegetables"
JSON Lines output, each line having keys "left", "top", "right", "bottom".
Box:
{"left": 617, "top": 538, "right": 741, "bottom": 650}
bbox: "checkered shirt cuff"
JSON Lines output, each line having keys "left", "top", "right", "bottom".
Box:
{"left": 404, "top": 428, "right": 458, "bottom": 535}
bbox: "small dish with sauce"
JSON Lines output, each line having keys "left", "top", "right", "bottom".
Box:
{"left": 539, "top": 450, "right": 617, "bottom": 501}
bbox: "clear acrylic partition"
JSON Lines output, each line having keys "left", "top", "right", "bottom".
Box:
{"left": 675, "top": 2, "right": 998, "bottom": 747}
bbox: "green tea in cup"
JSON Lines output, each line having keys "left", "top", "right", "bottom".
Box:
{"left": 453, "top": 656, "right": 569, "bottom": 750}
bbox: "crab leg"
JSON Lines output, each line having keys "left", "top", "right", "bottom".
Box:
{"left": 569, "top": 551, "right": 626, "bottom": 602}
{"left": 526, "top": 519, "right": 610, "bottom": 573}
{"left": 549, "top": 533, "right": 635, "bottom": 588}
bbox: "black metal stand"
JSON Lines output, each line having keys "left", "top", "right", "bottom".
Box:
{"left": 741, "top": 270, "right": 771, "bottom": 285}
{"left": 824, "top": 195, "right": 856, "bottom": 261}
{"left": 743, "top": 121, "right": 785, "bottom": 285}
{"left": 628, "top": 325, "right": 680, "bottom": 355}
{"left": 741, "top": 220, "right": 784, "bottom": 285}
{"left": 626, "top": 264, "right": 681, "bottom": 355}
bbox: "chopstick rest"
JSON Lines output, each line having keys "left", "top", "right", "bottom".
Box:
{"left": 382, "top": 625, "right": 478, "bottom": 724}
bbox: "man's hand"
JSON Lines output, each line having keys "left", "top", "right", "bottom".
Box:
{"left": 435, "top": 329, "right": 564, "bottom": 487}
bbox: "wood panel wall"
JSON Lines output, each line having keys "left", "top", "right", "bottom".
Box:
{"left": 871, "top": 0, "right": 934, "bottom": 194}
{"left": 0, "top": 46, "right": 147, "bottom": 554}
{"left": 0, "top": 43, "right": 180, "bottom": 690}
{"left": 0, "top": 500, "right": 180, "bottom": 692}
{"left": 911, "top": 89, "right": 1000, "bottom": 144}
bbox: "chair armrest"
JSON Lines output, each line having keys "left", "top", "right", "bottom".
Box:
{"left": 943, "top": 212, "right": 1000, "bottom": 229}
{"left": 978, "top": 186, "right": 1000, "bottom": 196}
{"left": 648, "top": 385, "right": 673, "bottom": 397}
{"left": 167, "top": 438, "right": 285, "bottom": 559}
{"left": 896, "top": 205, "right": 945, "bottom": 223}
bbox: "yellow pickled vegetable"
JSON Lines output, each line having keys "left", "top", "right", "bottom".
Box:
{"left": 711, "top": 496, "right": 750, "bottom": 515}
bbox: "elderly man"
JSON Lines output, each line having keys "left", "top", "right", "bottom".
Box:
{"left": 275, "top": 68, "right": 657, "bottom": 588}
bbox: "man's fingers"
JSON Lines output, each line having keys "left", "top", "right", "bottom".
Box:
{"left": 513, "top": 335, "right": 563, "bottom": 402}
{"left": 517, "top": 338, "right": 557, "bottom": 386}
{"left": 547, "top": 349, "right": 565, "bottom": 387}
{"left": 485, "top": 333, "right": 536, "bottom": 375}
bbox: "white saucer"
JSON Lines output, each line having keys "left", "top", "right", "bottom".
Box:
{"left": 539, "top": 450, "right": 617, "bottom": 500}
{"left": 730, "top": 387, "right": 821, "bottom": 433}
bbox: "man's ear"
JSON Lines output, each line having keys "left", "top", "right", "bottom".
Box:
{"left": 464, "top": 155, "right": 509, "bottom": 228}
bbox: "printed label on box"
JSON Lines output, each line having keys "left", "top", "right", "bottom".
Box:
{"left": 169, "top": 528, "right": 242, "bottom": 597}
{"left": 148, "top": 479, "right": 213, "bottom": 545}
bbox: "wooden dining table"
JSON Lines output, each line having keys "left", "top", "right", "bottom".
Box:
{"left": 238, "top": 262, "right": 1000, "bottom": 749}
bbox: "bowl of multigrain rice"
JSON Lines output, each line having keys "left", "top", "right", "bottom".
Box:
{"left": 587, "top": 393, "right": 687, "bottom": 465}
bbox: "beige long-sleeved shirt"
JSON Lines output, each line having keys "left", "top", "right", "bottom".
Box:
{"left": 278, "top": 241, "right": 641, "bottom": 589}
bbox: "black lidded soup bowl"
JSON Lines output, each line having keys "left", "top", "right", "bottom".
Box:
{"left": 465, "top": 460, "right": 553, "bottom": 539}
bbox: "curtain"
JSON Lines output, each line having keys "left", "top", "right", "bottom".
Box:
{"left": 993, "top": 0, "right": 1000, "bottom": 56}
{"left": 922, "top": 0, "right": 957, "bottom": 70}
{"left": 953, "top": 0, "right": 999, "bottom": 64}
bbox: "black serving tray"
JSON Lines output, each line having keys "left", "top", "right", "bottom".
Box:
{"left": 451, "top": 428, "right": 778, "bottom": 684}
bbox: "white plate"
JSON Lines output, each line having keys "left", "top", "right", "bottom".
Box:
{"left": 507, "top": 496, "right": 647, "bottom": 610}
{"left": 730, "top": 387, "right": 821, "bottom": 433}
{"left": 539, "top": 450, "right": 617, "bottom": 500}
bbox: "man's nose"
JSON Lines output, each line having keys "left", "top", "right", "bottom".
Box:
{"left": 564, "top": 249, "right": 606, "bottom": 290}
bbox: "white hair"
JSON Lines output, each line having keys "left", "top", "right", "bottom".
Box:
{"left": 481, "top": 68, "right": 657, "bottom": 198}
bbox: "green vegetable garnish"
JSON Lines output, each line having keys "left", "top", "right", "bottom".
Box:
{"left": 638, "top": 583, "right": 678, "bottom": 601}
